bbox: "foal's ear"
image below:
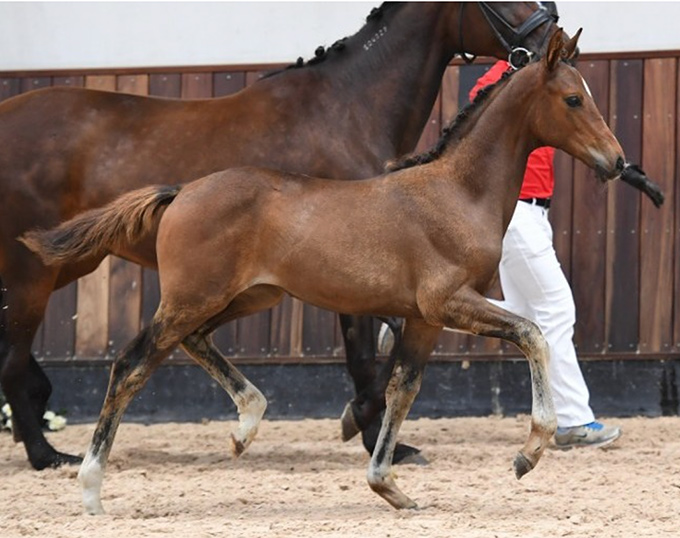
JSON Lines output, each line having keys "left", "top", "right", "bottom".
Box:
{"left": 563, "top": 28, "right": 582, "bottom": 60}
{"left": 545, "top": 27, "right": 564, "bottom": 72}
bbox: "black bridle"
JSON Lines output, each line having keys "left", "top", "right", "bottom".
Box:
{"left": 459, "top": 2, "right": 560, "bottom": 69}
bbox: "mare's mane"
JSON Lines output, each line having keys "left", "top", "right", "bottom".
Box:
{"left": 387, "top": 66, "right": 518, "bottom": 172}
{"left": 262, "top": 3, "right": 402, "bottom": 79}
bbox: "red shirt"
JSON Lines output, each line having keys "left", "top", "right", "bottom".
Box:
{"left": 469, "top": 61, "right": 555, "bottom": 199}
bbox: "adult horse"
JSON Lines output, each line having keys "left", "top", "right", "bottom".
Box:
{"left": 23, "top": 28, "right": 625, "bottom": 513}
{"left": 0, "top": 2, "right": 564, "bottom": 470}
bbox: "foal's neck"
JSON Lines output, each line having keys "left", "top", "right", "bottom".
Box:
{"left": 437, "top": 69, "right": 540, "bottom": 224}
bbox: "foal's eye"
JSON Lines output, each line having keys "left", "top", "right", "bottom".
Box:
{"left": 565, "top": 95, "right": 583, "bottom": 108}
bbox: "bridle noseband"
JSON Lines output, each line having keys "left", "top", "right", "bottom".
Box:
{"left": 459, "top": 2, "right": 559, "bottom": 69}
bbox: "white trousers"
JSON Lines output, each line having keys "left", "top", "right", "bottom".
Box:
{"left": 490, "top": 201, "right": 595, "bottom": 428}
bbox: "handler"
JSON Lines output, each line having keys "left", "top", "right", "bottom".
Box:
{"left": 470, "top": 60, "right": 620, "bottom": 449}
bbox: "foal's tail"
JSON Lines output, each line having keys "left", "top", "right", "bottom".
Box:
{"left": 20, "top": 185, "right": 183, "bottom": 266}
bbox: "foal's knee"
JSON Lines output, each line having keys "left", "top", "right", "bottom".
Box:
{"left": 514, "top": 319, "right": 549, "bottom": 359}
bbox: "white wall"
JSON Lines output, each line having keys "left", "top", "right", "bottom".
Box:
{"left": 1, "top": 2, "right": 679, "bottom": 71}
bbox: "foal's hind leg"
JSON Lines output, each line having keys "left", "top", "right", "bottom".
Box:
{"left": 440, "top": 290, "right": 556, "bottom": 479}
{"left": 366, "top": 318, "right": 441, "bottom": 509}
{"left": 180, "top": 285, "right": 283, "bottom": 457}
{"left": 181, "top": 333, "right": 266, "bottom": 458}
{"left": 79, "top": 316, "right": 189, "bottom": 515}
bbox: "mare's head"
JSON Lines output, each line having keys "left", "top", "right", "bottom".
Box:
{"left": 521, "top": 28, "right": 624, "bottom": 180}
{"left": 454, "top": 2, "right": 563, "bottom": 66}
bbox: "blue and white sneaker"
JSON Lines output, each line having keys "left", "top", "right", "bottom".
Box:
{"left": 554, "top": 421, "right": 621, "bottom": 450}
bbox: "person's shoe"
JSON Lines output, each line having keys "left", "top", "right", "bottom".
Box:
{"left": 377, "top": 322, "right": 395, "bottom": 355}
{"left": 554, "top": 421, "right": 621, "bottom": 450}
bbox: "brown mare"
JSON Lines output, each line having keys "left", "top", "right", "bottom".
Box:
{"left": 0, "top": 2, "right": 565, "bottom": 470}
{"left": 23, "top": 29, "right": 625, "bottom": 512}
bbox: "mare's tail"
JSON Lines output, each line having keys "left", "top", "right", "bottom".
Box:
{"left": 20, "top": 185, "right": 182, "bottom": 266}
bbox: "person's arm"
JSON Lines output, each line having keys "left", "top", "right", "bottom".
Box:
{"left": 620, "top": 163, "right": 665, "bottom": 208}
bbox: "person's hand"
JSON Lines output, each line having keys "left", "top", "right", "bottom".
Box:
{"left": 620, "top": 164, "right": 665, "bottom": 208}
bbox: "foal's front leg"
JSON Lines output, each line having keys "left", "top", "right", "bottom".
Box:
{"left": 366, "top": 318, "right": 441, "bottom": 509}
{"left": 181, "top": 332, "right": 266, "bottom": 457}
{"left": 442, "top": 291, "right": 556, "bottom": 478}
{"left": 338, "top": 314, "right": 422, "bottom": 464}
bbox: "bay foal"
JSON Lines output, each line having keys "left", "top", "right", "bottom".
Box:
{"left": 24, "top": 29, "right": 624, "bottom": 512}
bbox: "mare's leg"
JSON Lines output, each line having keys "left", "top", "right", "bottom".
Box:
{"left": 339, "top": 314, "right": 421, "bottom": 464}
{"left": 366, "top": 318, "right": 441, "bottom": 509}
{"left": 0, "top": 272, "right": 81, "bottom": 469}
{"left": 79, "top": 314, "right": 191, "bottom": 515}
{"left": 181, "top": 332, "right": 266, "bottom": 457}
{"left": 441, "top": 291, "right": 556, "bottom": 479}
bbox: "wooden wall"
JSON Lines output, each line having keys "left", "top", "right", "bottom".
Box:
{"left": 1, "top": 51, "right": 678, "bottom": 365}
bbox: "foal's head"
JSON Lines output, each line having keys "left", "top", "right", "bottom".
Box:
{"left": 523, "top": 28, "right": 624, "bottom": 180}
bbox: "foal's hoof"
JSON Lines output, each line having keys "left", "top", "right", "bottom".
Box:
{"left": 368, "top": 475, "right": 418, "bottom": 510}
{"left": 340, "top": 402, "right": 361, "bottom": 442}
{"left": 513, "top": 451, "right": 535, "bottom": 479}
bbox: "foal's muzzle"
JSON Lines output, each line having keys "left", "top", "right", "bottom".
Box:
{"left": 595, "top": 155, "right": 625, "bottom": 181}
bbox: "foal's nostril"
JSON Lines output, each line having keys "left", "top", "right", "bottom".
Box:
{"left": 615, "top": 156, "right": 625, "bottom": 174}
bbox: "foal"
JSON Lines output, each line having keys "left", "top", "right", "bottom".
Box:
{"left": 23, "top": 29, "right": 624, "bottom": 512}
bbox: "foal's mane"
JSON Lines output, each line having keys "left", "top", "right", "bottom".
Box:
{"left": 387, "top": 67, "right": 518, "bottom": 172}
{"left": 262, "top": 3, "right": 401, "bottom": 79}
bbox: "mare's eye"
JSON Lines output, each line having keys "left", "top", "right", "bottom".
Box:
{"left": 565, "top": 95, "right": 582, "bottom": 108}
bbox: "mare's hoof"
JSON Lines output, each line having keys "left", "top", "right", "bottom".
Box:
{"left": 393, "top": 444, "right": 428, "bottom": 466}
{"left": 340, "top": 402, "right": 361, "bottom": 442}
{"left": 513, "top": 451, "right": 535, "bottom": 479}
{"left": 32, "top": 451, "right": 83, "bottom": 471}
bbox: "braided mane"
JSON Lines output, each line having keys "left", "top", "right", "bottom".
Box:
{"left": 387, "top": 67, "right": 517, "bottom": 172}
{"left": 263, "top": 3, "right": 401, "bottom": 79}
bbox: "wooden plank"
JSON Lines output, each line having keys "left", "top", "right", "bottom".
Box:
{"left": 550, "top": 151, "right": 574, "bottom": 282}
{"left": 606, "top": 59, "right": 643, "bottom": 353}
{"left": 302, "top": 305, "right": 336, "bottom": 357}
{"left": 52, "top": 76, "right": 84, "bottom": 88}
{"left": 20, "top": 77, "right": 50, "bottom": 93}
{"left": 75, "top": 76, "right": 116, "bottom": 359}
{"left": 84, "top": 75, "right": 116, "bottom": 92}
{"left": 40, "top": 75, "right": 80, "bottom": 361}
{"left": 213, "top": 72, "right": 246, "bottom": 97}
{"left": 75, "top": 260, "right": 110, "bottom": 358}
{"left": 0, "top": 78, "right": 20, "bottom": 101}
{"left": 41, "top": 285, "right": 77, "bottom": 361}
{"left": 245, "top": 71, "right": 266, "bottom": 87}
{"left": 106, "top": 75, "right": 148, "bottom": 355}
{"left": 569, "top": 60, "right": 610, "bottom": 355}
{"left": 640, "top": 58, "right": 676, "bottom": 354}
{"left": 181, "top": 73, "right": 212, "bottom": 99}
{"left": 149, "top": 73, "right": 181, "bottom": 98}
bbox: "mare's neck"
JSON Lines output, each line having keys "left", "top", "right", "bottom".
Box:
{"left": 307, "top": 4, "right": 470, "bottom": 161}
